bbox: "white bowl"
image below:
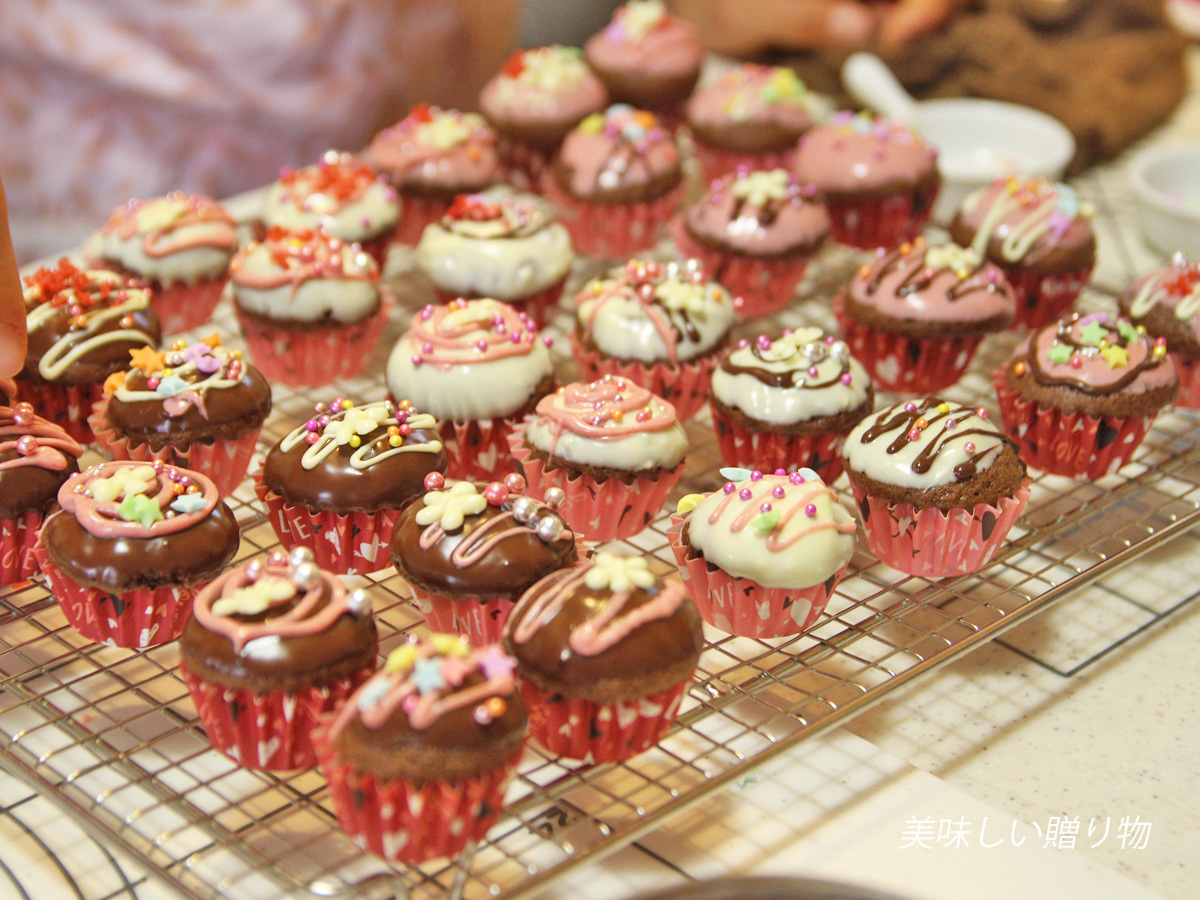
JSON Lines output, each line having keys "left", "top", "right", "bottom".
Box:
{"left": 1129, "top": 143, "right": 1200, "bottom": 257}
{"left": 912, "top": 98, "right": 1075, "bottom": 224}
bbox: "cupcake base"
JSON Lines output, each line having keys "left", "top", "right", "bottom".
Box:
{"left": 1172, "top": 352, "right": 1200, "bottom": 409}
{"left": 152, "top": 276, "right": 228, "bottom": 336}
{"left": 541, "top": 172, "right": 681, "bottom": 259}
{"left": 1, "top": 510, "right": 48, "bottom": 587}
{"left": 13, "top": 379, "right": 105, "bottom": 444}
{"left": 825, "top": 181, "right": 939, "bottom": 251}
{"left": 709, "top": 404, "right": 846, "bottom": 483}
{"left": 571, "top": 340, "right": 716, "bottom": 421}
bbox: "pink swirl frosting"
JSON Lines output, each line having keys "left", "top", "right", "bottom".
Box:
{"left": 706, "top": 473, "right": 857, "bottom": 551}
{"left": 408, "top": 298, "right": 542, "bottom": 367}
{"left": 229, "top": 227, "right": 379, "bottom": 294}
{"left": 0, "top": 403, "right": 83, "bottom": 472}
{"left": 534, "top": 375, "right": 676, "bottom": 456}
{"left": 102, "top": 193, "right": 237, "bottom": 259}
{"left": 57, "top": 461, "right": 219, "bottom": 539}
{"left": 794, "top": 112, "right": 937, "bottom": 193}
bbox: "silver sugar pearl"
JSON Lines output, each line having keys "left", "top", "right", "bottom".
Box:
{"left": 803, "top": 342, "right": 826, "bottom": 362}
{"left": 511, "top": 496, "right": 539, "bottom": 525}
{"left": 543, "top": 486, "right": 567, "bottom": 509}
{"left": 830, "top": 341, "right": 850, "bottom": 360}
{"left": 536, "top": 515, "right": 565, "bottom": 542}
{"left": 347, "top": 589, "right": 372, "bottom": 617}
{"left": 288, "top": 546, "right": 315, "bottom": 567}
{"left": 293, "top": 562, "right": 321, "bottom": 591}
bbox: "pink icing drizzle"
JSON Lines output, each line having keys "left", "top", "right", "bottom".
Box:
{"left": 104, "top": 193, "right": 237, "bottom": 259}
{"left": 0, "top": 405, "right": 82, "bottom": 472}
{"left": 418, "top": 500, "right": 572, "bottom": 567}
{"left": 706, "top": 475, "right": 856, "bottom": 550}
{"left": 534, "top": 375, "right": 675, "bottom": 458}
{"left": 579, "top": 259, "right": 690, "bottom": 365}
{"left": 229, "top": 228, "right": 378, "bottom": 295}
{"left": 407, "top": 299, "right": 541, "bottom": 367}
{"left": 57, "top": 461, "right": 219, "bottom": 540}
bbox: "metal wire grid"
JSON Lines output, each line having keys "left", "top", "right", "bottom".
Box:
{"left": 2, "top": 172, "right": 1197, "bottom": 900}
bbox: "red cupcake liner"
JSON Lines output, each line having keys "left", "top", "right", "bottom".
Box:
{"left": 393, "top": 194, "right": 456, "bottom": 247}
{"left": 690, "top": 141, "right": 797, "bottom": 190}
{"left": 1, "top": 510, "right": 48, "bottom": 587}
{"left": 1171, "top": 353, "right": 1200, "bottom": 410}
{"left": 834, "top": 295, "right": 982, "bottom": 394}
{"left": 521, "top": 677, "right": 690, "bottom": 763}
{"left": 570, "top": 340, "right": 716, "bottom": 421}
{"left": 315, "top": 727, "right": 523, "bottom": 863}
{"left": 253, "top": 474, "right": 400, "bottom": 576}
{"left": 432, "top": 275, "right": 568, "bottom": 328}
{"left": 34, "top": 544, "right": 197, "bottom": 647}
{"left": 13, "top": 379, "right": 105, "bottom": 444}
{"left": 505, "top": 424, "right": 681, "bottom": 541}
{"left": 359, "top": 233, "right": 392, "bottom": 270}
{"left": 669, "top": 216, "right": 810, "bottom": 319}
{"left": 181, "top": 666, "right": 370, "bottom": 771}
{"left": 407, "top": 583, "right": 516, "bottom": 646}
{"left": 849, "top": 481, "right": 1031, "bottom": 578}
{"left": 993, "top": 368, "right": 1155, "bottom": 479}
{"left": 541, "top": 171, "right": 681, "bottom": 258}
{"left": 709, "top": 403, "right": 847, "bottom": 482}
{"left": 235, "top": 295, "right": 390, "bottom": 388}
{"left": 1003, "top": 265, "right": 1093, "bottom": 330}
{"left": 666, "top": 515, "right": 845, "bottom": 637}
{"left": 824, "top": 181, "right": 939, "bottom": 251}
{"left": 496, "top": 138, "right": 553, "bottom": 193}
{"left": 89, "top": 397, "right": 260, "bottom": 497}
{"left": 438, "top": 416, "right": 525, "bottom": 483}
{"left": 151, "top": 276, "right": 228, "bottom": 336}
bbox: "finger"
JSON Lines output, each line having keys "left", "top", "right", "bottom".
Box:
{"left": 672, "top": 0, "right": 874, "bottom": 57}
{"left": 879, "top": 0, "right": 965, "bottom": 50}
{"left": 0, "top": 177, "right": 26, "bottom": 380}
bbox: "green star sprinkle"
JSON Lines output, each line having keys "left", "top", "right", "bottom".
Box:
{"left": 117, "top": 493, "right": 163, "bottom": 527}
{"left": 752, "top": 510, "right": 781, "bottom": 537}
{"left": 1117, "top": 320, "right": 1138, "bottom": 343}
{"left": 1079, "top": 321, "right": 1108, "bottom": 346}
{"left": 1047, "top": 343, "right": 1073, "bottom": 365}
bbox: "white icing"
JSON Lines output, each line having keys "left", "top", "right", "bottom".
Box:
{"left": 261, "top": 157, "right": 400, "bottom": 241}
{"left": 524, "top": 400, "right": 687, "bottom": 471}
{"left": 843, "top": 401, "right": 1006, "bottom": 489}
{"left": 229, "top": 241, "right": 380, "bottom": 324}
{"left": 416, "top": 218, "right": 572, "bottom": 299}
{"left": 686, "top": 473, "right": 856, "bottom": 589}
{"left": 712, "top": 328, "right": 871, "bottom": 425}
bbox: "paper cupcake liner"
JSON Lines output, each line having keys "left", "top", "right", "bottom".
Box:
{"left": 1, "top": 510, "right": 48, "bottom": 587}
{"left": 438, "top": 416, "right": 522, "bottom": 482}
{"left": 407, "top": 584, "right": 516, "bottom": 646}
{"left": 151, "top": 276, "right": 228, "bottom": 336}
{"left": 690, "top": 141, "right": 796, "bottom": 190}
{"left": 89, "top": 397, "right": 259, "bottom": 497}
{"left": 824, "top": 181, "right": 939, "bottom": 251}
{"left": 571, "top": 340, "right": 716, "bottom": 421}
{"left": 1003, "top": 265, "right": 1092, "bottom": 330}
{"left": 669, "top": 216, "right": 809, "bottom": 319}
{"left": 849, "top": 481, "right": 1031, "bottom": 578}
{"left": 709, "top": 404, "right": 847, "bottom": 483}
{"left": 666, "top": 515, "right": 845, "bottom": 637}
{"left": 181, "top": 666, "right": 369, "bottom": 771}
{"left": 506, "top": 425, "right": 682, "bottom": 541}
{"left": 253, "top": 474, "right": 400, "bottom": 576}
{"left": 393, "top": 194, "right": 456, "bottom": 247}
{"left": 835, "top": 296, "right": 982, "bottom": 394}
{"left": 432, "top": 275, "right": 567, "bottom": 327}
{"left": 520, "top": 677, "right": 690, "bottom": 763}
{"left": 993, "top": 368, "right": 1154, "bottom": 479}
{"left": 315, "top": 727, "right": 523, "bottom": 863}
{"left": 235, "top": 295, "right": 390, "bottom": 387}
{"left": 541, "top": 171, "right": 681, "bottom": 259}
{"left": 1171, "top": 353, "right": 1200, "bottom": 410}
{"left": 496, "top": 138, "right": 553, "bottom": 193}
{"left": 13, "top": 379, "right": 105, "bottom": 444}
{"left": 34, "top": 544, "right": 196, "bottom": 647}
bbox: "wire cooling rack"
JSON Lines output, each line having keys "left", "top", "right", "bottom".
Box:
{"left": 2, "top": 169, "right": 1198, "bottom": 900}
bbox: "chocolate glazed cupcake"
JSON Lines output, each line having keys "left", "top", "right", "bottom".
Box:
{"left": 180, "top": 548, "right": 378, "bottom": 771}
{"left": 315, "top": 635, "right": 527, "bottom": 863}
{"left": 257, "top": 398, "right": 447, "bottom": 576}
{"left": 504, "top": 552, "right": 702, "bottom": 762}
{"left": 390, "top": 473, "right": 579, "bottom": 645}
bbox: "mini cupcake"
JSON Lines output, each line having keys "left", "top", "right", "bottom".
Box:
{"left": 710, "top": 328, "right": 873, "bottom": 481}
{"left": 366, "top": 105, "right": 503, "bottom": 246}
{"left": 668, "top": 467, "right": 856, "bottom": 638}
{"left": 256, "top": 398, "right": 447, "bottom": 576}
{"left": 415, "top": 191, "right": 574, "bottom": 324}
{"left": 0, "top": 402, "right": 82, "bottom": 586}
{"left": 480, "top": 45, "right": 609, "bottom": 188}
{"left": 1119, "top": 253, "right": 1200, "bottom": 407}
{"left": 314, "top": 635, "right": 526, "bottom": 863}
{"left": 685, "top": 64, "right": 818, "bottom": 184}
{"left": 843, "top": 398, "right": 1030, "bottom": 577}
{"left": 670, "top": 169, "right": 829, "bottom": 317}
{"left": 573, "top": 257, "right": 736, "bottom": 420}
{"left": 34, "top": 461, "right": 240, "bottom": 647}
{"left": 542, "top": 104, "right": 683, "bottom": 258}
{"left": 994, "top": 312, "right": 1178, "bottom": 479}
{"left": 260, "top": 151, "right": 400, "bottom": 266}
{"left": 834, "top": 238, "right": 1016, "bottom": 393}
{"left": 949, "top": 177, "right": 1096, "bottom": 329}
{"left": 504, "top": 552, "right": 702, "bottom": 761}
{"left": 390, "top": 474, "right": 580, "bottom": 644}
{"left": 385, "top": 298, "right": 554, "bottom": 481}
{"left": 793, "top": 112, "right": 939, "bottom": 250}
{"left": 17, "top": 260, "right": 161, "bottom": 443}
{"left": 229, "top": 227, "right": 386, "bottom": 387}
{"left": 180, "top": 549, "right": 377, "bottom": 770}
{"left": 83, "top": 193, "right": 238, "bottom": 335}
{"left": 507, "top": 375, "right": 687, "bottom": 541}
{"left": 89, "top": 335, "right": 272, "bottom": 496}
{"left": 583, "top": 0, "right": 703, "bottom": 123}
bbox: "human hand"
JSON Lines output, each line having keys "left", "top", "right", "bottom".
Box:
{"left": 0, "top": 177, "right": 25, "bottom": 379}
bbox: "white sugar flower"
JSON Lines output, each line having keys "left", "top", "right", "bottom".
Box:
{"left": 415, "top": 482, "right": 487, "bottom": 531}
{"left": 655, "top": 280, "right": 711, "bottom": 315}
{"left": 584, "top": 552, "right": 656, "bottom": 593}
{"left": 91, "top": 465, "right": 158, "bottom": 503}
{"left": 212, "top": 575, "right": 297, "bottom": 618}
{"left": 328, "top": 406, "right": 387, "bottom": 445}
{"left": 732, "top": 169, "right": 790, "bottom": 207}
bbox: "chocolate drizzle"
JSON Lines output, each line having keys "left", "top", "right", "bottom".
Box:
{"left": 860, "top": 398, "right": 1002, "bottom": 481}
{"left": 866, "top": 243, "right": 987, "bottom": 302}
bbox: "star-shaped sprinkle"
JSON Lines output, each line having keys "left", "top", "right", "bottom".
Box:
{"left": 117, "top": 492, "right": 163, "bottom": 526}
{"left": 170, "top": 493, "right": 208, "bottom": 514}
{"left": 1100, "top": 345, "right": 1130, "bottom": 369}
{"left": 477, "top": 645, "right": 518, "bottom": 680}
{"left": 1047, "top": 343, "right": 1073, "bottom": 365}
{"left": 412, "top": 657, "right": 446, "bottom": 695}
{"left": 91, "top": 464, "right": 157, "bottom": 503}
{"left": 128, "top": 346, "right": 166, "bottom": 375}
{"left": 155, "top": 374, "right": 189, "bottom": 396}
{"left": 430, "top": 633, "right": 471, "bottom": 657}
{"left": 385, "top": 644, "right": 419, "bottom": 673}
{"left": 1078, "top": 320, "right": 1108, "bottom": 347}
{"left": 1117, "top": 320, "right": 1138, "bottom": 343}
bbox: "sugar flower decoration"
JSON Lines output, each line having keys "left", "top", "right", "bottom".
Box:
{"left": 328, "top": 405, "right": 389, "bottom": 445}
{"left": 655, "top": 279, "right": 711, "bottom": 315}
{"left": 584, "top": 552, "right": 656, "bottom": 593}
{"left": 732, "top": 169, "right": 790, "bottom": 207}
{"left": 90, "top": 464, "right": 157, "bottom": 503}
{"left": 416, "top": 481, "right": 488, "bottom": 531}
{"left": 212, "top": 575, "right": 297, "bottom": 618}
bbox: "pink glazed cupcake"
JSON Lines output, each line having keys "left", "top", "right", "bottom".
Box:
{"left": 793, "top": 112, "right": 939, "bottom": 250}
{"left": 1119, "top": 253, "right": 1200, "bottom": 408}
